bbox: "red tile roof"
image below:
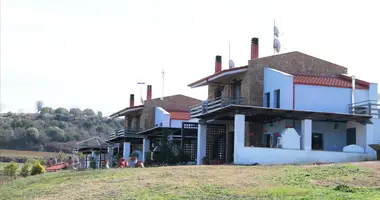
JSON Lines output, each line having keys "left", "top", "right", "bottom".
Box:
{"left": 293, "top": 74, "right": 370, "bottom": 89}
{"left": 169, "top": 111, "right": 190, "bottom": 120}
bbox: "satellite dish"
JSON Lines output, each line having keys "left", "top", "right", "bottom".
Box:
{"left": 229, "top": 60, "right": 235, "bottom": 68}
{"left": 274, "top": 26, "right": 280, "bottom": 37}
{"left": 273, "top": 38, "right": 281, "bottom": 53}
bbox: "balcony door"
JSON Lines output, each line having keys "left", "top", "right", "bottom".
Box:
{"left": 231, "top": 80, "right": 241, "bottom": 104}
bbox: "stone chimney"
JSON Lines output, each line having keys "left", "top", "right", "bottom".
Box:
{"left": 215, "top": 55, "right": 222, "bottom": 73}
{"left": 251, "top": 37, "right": 259, "bottom": 59}
{"left": 129, "top": 94, "right": 134, "bottom": 107}
{"left": 147, "top": 85, "right": 152, "bottom": 100}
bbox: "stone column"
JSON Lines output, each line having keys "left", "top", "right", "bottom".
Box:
{"left": 234, "top": 114, "right": 245, "bottom": 164}
{"left": 197, "top": 122, "right": 207, "bottom": 165}
{"left": 301, "top": 119, "right": 312, "bottom": 151}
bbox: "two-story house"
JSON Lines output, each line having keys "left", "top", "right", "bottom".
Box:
{"left": 188, "top": 37, "right": 380, "bottom": 165}
{"left": 108, "top": 85, "right": 201, "bottom": 161}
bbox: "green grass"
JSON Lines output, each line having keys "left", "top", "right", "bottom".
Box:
{"left": 0, "top": 162, "right": 23, "bottom": 170}
{"left": 1, "top": 163, "right": 380, "bottom": 200}
{"left": 0, "top": 149, "right": 60, "bottom": 158}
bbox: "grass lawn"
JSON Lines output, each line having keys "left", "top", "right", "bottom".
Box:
{"left": 1, "top": 162, "right": 380, "bottom": 200}
{"left": 0, "top": 149, "right": 59, "bottom": 158}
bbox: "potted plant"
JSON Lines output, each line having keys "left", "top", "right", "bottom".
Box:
{"left": 130, "top": 151, "right": 139, "bottom": 161}
{"left": 202, "top": 156, "right": 209, "bottom": 165}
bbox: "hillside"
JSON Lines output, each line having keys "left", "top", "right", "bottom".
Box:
{"left": 0, "top": 107, "right": 123, "bottom": 154}
{"left": 2, "top": 163, "right": 380, "bottom": 200}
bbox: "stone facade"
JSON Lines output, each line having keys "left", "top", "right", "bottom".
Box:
{"left": 125, "top": 95, "right": 202, "bottom": 131}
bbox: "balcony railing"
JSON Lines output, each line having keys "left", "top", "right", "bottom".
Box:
{"left": 189, "top": 97, "right": 246, "bottom": 118}
{"left": 349, "top": 100, "right": 380, "bottom": 117}
{"left": 108, "top": 128, "right": 143, "bottom": 140}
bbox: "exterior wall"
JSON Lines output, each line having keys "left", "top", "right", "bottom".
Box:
{"left": 371, "top": 118, "right": 380, "bottom": 144}
{"left": 295, "top": 85, "right": 369, "bottom": 113}
{"left": 234, "top": 147, "right": 372, "bottom": 165}
{"left": 264, "top": 120, "right": 347, "bottom": 152}
{"left": 170, "top": 119, "right": 184, "bottom": 128}
{"left": 207, "top": 74, "right": 245, "bottom": 100}
{"left": 154, "top": 107, "right": 170, "bottom": 127}
{"left": 263, "top": 67, "right": 293, "bottom": 109}
{"left": 247, "top": 51, "right": 347, "bottom": 106}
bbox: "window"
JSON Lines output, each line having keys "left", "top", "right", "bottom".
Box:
{"left": 127, "top": 118, "right": 132, "bottom": 129}
{"left": 312, "top": 133, "right": 323, "bottom": 150}
{"left": 134, "top": 116, "right": 141, "bottom": 129}
{"left": 274, "top": 89, "right": 280, "bottom": 108}
{"left": 214, "top": 88, "right": 222, "bottom": 99}
{"left": 264, "top": 92, "right": 270, "bottom": 107}
{"left": 231, "top": 80, "right": 241, "bottom": 104}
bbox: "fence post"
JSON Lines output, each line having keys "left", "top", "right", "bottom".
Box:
{"left": 368, "top": 103, "right": 372, "bottom": 115}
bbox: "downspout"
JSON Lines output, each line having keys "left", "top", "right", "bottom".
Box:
{"left": 352, "top": 75, "right": 356, "bottom": 113}
{"left": 293, "top": 82, "right": 296, "bottom": 128}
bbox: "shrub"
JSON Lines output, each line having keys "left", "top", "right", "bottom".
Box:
{"left": 3, "top": 162, "right": 18, "bottom": 178}
{"left": 31, "top": 161, "right": 46, "bottom": 175}
{"left": 20, "top": 162, "right": 31, "bottom": 177}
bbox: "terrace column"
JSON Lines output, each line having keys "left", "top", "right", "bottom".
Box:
{"left": 197, "top": 122, "right": 207, "bottom": 165}
{"left": 301, "top": 119, "right": 312, "bottom": 151}
{"left": 355, "top": 122, "right": 375, "bottom": 155}
{"left": 123, "top": 142, "right": 130, "bottom": 159}
{"left": 234, "top": 114, "right": 245, "bottom": 164}
{"left": 142, "top": 138, "right": 150, "bottom": 162}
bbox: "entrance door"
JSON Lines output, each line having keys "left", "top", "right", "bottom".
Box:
{"left": 346, "top": 128, "right": 356, "bottom": 145}
{"left": 206, "top": 124, "right": 227, "bottom": 164}
{"left": 312, "top": 133, "right": 323, "bottom": 150}
{"left": 227, "top": 131, "right": 234, "bottom": 163}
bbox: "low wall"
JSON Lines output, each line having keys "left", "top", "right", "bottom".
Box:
{"left": 235, "top": 147, "right": 375, "bottom": 165}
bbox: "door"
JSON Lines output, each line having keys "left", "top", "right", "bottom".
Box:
{"left": 265, "top": 134, "right": 271, "bottom": 147}
{"left": 346, "top": 128, "right": 356, "bottom": 145}
{"left": 312, "top": 133, "right": 323, "bottom": 150}
{"left": 227, "top": 131, "right": 234, "bottom": 163}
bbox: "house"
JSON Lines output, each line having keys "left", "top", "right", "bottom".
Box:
{"left": 188, "top": 37, "right": 380, "bottom": 165}
{"left": 108, "top": 85, "right": 202, "bottom": 162}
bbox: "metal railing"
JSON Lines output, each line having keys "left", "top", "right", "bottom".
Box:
{"left": 108, "top": 128, "right": 143, "bottom": 140}
{"left": 349, "top": 100, "right": 380, "bottom": 117}
{"left": 189, "top": 97, "right": 246, "bottom": 118}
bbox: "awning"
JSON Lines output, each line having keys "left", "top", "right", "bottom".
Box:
{"left": 188, "top": 66, "right": 248, "bottom": 88}
{"left": 196, "top": 104, "right": 372, "bottom": 123}
{"left": 109, "top": 105, "right": 143, "bottom": 118}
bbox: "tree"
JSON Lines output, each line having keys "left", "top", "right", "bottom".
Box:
{"left": 36, "top": 101, "right": 44, "bottom": 113}
{"left": 40, "top": 107, "right": 54, "bottom": 114}
{"left": 97, "top": 111, "right": 103, "bottom": 118}
{"left": 69, "top": 108, "right": 82, "bottom": 116}
{"left": 46, "top": 126, "right": 65, "bottom": 142}
{"left": 25, "top": 127, "right": 39, "bottom": 141}
{"left": 55, "top": 108, "right": 69, "bottom": 115}
{"left": 83, "top": 109, "right": 95, "bottom": 116}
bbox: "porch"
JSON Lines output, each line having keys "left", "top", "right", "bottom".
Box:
{"left": 195, "top": 104, "right": 375, "bottom": 165}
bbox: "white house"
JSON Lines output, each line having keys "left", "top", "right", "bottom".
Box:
{"left": 186, "top": 37, "right": 380, "bottom": 165}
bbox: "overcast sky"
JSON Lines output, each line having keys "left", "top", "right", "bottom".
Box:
{"left": 1, "top": 0, "right": 379, "bottom": 116}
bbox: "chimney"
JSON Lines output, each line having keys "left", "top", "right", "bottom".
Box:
{"left": 129, "top": 94, "right": 134, "bottom": 107}
{"left": 251, "top": 37, "right": 259, "bottom": 59}
{"left": 215, "top": 55, "right": 222, "bottom": 73}
{"left": 147, "top": 85, "right": 152, "bottom": 100}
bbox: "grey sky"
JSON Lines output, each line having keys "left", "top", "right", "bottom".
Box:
{"left": 1, "top": 0, "right": 379, "bottom": 116}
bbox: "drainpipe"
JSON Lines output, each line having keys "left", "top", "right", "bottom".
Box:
{"left": 352, "top": 75, "right": 355, "bottom": 113}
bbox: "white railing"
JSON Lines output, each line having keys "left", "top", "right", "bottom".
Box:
{"left": 349, "top": 100, "right": 380, "bottom": 117}
{"left": 189, "top": 97, "right": 245, "bottom": 118}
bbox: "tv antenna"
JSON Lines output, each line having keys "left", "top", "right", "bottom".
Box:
{"left": 228, "top": 42, "right": 235, "bottom": 69}
{"left": 137, "top": 82, "right": 145, "bottom": 104}
{"left": 273, "top": 20, "right": 281, "bottom": 55}
{"left": 161, "top": 69, "right": 164, "bottom": 100}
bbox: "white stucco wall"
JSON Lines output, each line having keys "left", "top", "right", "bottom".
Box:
{"left": 170, "top": 119, "right": 184, "bottom": 128}
{"left": 234, "top": 147, "right": 373, "bottom": 165}
{"left": 263, "top": 67, "right": 293, "bottom": 109}
{"left": 154, "top": 106, "right": 170, "bottom": 127}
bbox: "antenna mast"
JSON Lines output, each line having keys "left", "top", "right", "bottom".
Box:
{"left": 273, "top": 19, "right": 276, "bottom": 55}
{"left": 161, "top": 69, "right": 164, "bottom": 100}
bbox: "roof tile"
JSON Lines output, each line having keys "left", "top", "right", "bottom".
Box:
{"left": 293, "top": 75, "right": 369, "bottom": 89}
{"left": 169, "top": 111, "right": 190, "bottom": 120}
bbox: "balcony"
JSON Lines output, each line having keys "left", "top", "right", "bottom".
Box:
{"left": 349, "top": 100, "right": 380, "bottom": 117}
{"left": 108, "top": 128, "right": 143, "bottom": 140}
{"left": 189, "top": 97, "right": 245, "bottom": 118}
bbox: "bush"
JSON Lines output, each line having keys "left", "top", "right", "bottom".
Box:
{"left": 31, "top": 161, "right": 46, "bottom": 175}
{"left": 20, "top": 162, "right": 31, "bottom": 177}
{"left": 3, "top": 162, "right": 18, "bottom": 178}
